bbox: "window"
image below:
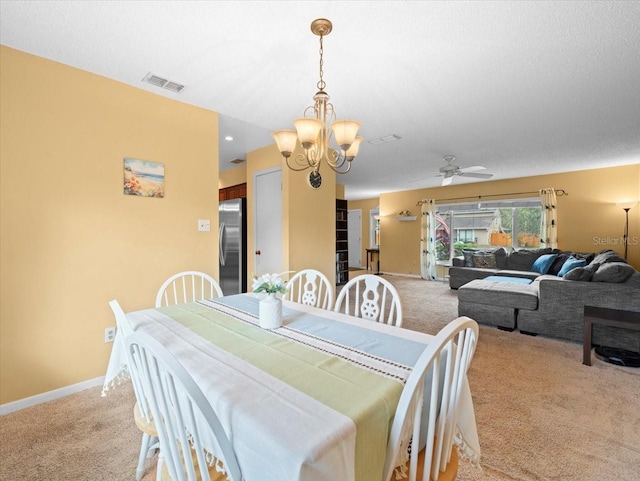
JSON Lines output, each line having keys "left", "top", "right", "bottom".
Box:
{"left": 435, "top": 198, "right": 542, "bottom": 261}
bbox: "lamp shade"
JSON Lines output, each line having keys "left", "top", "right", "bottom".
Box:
{"left": 293, "top": 117, "right": 323, "bottom": 147}
{"left": 345, "top": 136, "right": 363, "bottom": 158}
{"left": 616, "top": 201, "right": 638, "bottom": 210}
{"left": 331, "top": 119, "right": 361, "bottom": 149}
{"left": 271, "top": 130, "right": 298, "bottom": 156}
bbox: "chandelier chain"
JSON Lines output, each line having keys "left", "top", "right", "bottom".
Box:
{"left": 317, "top": 34, "right": 326, "bottom": 91}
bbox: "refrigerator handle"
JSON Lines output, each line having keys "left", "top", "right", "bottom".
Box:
{"left": 219, "top": 222, "right": 226, "bottom": 266}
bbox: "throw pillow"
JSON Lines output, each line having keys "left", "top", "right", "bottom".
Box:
{"left": 472, "top": 252, "right": 497, "bottom": 268}
{"left": 462, "top": 249, "right": 477, "bottom": 267}
{"left": 531, "top": 254, "right": 558, "bottom": 274}
{"left": 558, "top": 257, "right": 587, "bottom": 277}
{"left": 493, "top": 247, "right": 508, "bottom": 269}
{"left": 548, "top": 254, "right": 570, "bottom": 276}
{"left": 563, "top": 267, "right": 593, "bottom": 281}
{"left": 592, "top": 262, "right": 635, "bottom": 283}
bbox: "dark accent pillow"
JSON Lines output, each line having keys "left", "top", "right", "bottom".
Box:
{"left": 558, "top": 257, "right": 587, "bottom": 277}
{"left": 462, "top": 249, "right": 477, "bottom": 267}
{"left": 563, "top": 267, "right": 593, "bottom": 281}
{"left": 493, "top": 247, "right": 508, "bottom": 270}
{"left": 572, "top": 252, "right": 596, "bottom": 265}
{"left": 592, "top": 262, "right": 635, "bottom": 283}
{"left": 472, "top": 252, "right": 497, "bottom": 268}
{"left": 548, "top": 254, "right": 570, "bottom": 276}
{"left": 531, "top": 254, "right": 557, "bottom": 274}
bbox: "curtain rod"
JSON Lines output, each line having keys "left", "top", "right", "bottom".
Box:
{"left": 416, "top": 189, "right": 568, "bottom": 206}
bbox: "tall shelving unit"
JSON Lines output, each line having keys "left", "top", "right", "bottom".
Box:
{"left": 336, "top": 199, "right": 349, "bottom": 286}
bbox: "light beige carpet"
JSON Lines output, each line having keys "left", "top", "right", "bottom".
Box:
{"left": 1, "top": 276, "right": 638, "bottom": 480}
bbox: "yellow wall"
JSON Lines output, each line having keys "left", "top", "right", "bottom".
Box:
{"left": 379, "top": 164, "right": 640, "bottom": 274}
{"left": 2, "top": 46, "right": 638, "bottom": 406}
{"left": 0, "top": 47, "right": 219, "bottom": 404}
{"left": 347, "top": 198, "right": 380, "bottom": 267}
{"left": 219, "top": 165, "right": 247, "bottom": 188}
{"left": 246, "top": 145, "right": 337, "bottom": 284}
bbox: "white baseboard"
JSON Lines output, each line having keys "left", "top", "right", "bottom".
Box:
{"left": 382, "top": 272, "right": 423, "bottom": 279}
{"left": 0, "top": 376, "right": 105, "bottom": 416}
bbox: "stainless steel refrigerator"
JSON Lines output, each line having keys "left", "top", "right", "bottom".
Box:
{"left": 219, "top": 198, "right": 247, "bottom": 295}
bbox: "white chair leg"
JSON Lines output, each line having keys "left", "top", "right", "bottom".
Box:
{"left": 136, "top": 433, "right": 151, "bottom": 481}
{"left": 155, "top": 454, "right": 163, "bottom": 481}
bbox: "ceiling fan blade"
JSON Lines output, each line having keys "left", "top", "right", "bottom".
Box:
{"left": 458, "top": 172, "right": 494, "bottom": 179}
{"left": 442, "top": 175, "right": 453, "bottom": 186}
{"left": 407, "top": 172, "right": 442, "bottom": 183}
{"left": 458, "top": 165, "right": 486, "bottom": 173}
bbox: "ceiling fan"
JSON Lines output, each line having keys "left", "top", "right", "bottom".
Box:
{"left": 423, "top": 155, "right": 494, "bottom": 186}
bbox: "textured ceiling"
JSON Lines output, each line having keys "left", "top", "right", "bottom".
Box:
{"left": 1, "top": 1, "right": 639, "bottom": 200}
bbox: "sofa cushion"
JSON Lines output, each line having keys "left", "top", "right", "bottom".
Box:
{"left": 548, "top": 253, "right": 570, "bottom": 276}
{"left": 458, "top": 279, "right": 538, "bottom": 310}
{"left": 531, "top": 254, "right": 557, "bottom": 274}
{"left": 505, "top": 248, "right": 552, "bottom": 271}
{"left": 558, "top": 257, "right": 587, "bottom": 277}
{"left": 592, "top": 249, "right": 626, "bottom": 266}
{"left": 592, "top": 262, "right": 635, "bottom": 283}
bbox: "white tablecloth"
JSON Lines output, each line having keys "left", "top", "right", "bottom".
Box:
{"left": 103, "top": 295, "right": 480, "bottom": 481}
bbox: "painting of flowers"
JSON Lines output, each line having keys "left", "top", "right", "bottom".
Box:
{"left": 124, "top": 158, "right": 164, "bottom": 198}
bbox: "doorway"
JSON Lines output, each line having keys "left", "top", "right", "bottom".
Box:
{"left": 254, "top": 167, "right": 283, "bottom": 275}
{"left": 348, "top": 209, "right": 362, "bottom": 268}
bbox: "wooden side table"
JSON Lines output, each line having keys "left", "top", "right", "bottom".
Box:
{"left": 365, "top": 248, "right": 380, "bottom": 274}
{"left": 583, "top": 305, "right": 640, "bottom": 366}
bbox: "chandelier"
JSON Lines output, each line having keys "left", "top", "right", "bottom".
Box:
{"left": 272, "top": 18, "right": 363, "bottom": 186}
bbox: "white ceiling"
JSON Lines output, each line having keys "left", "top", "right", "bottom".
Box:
{"left": 2, "top": 1, "right": 639, "bottom": 200}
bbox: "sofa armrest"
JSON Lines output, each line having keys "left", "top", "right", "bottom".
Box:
{"left": 452, "top": 256, "right": 465, "bottom": 267}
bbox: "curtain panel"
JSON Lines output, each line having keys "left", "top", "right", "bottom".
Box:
{"left": 539, "top": 188, "right": 558, "bottom": 249}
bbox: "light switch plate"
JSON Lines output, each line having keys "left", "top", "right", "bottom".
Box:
{"left": 198, "top": 219, "right": 211, "bottom": 232}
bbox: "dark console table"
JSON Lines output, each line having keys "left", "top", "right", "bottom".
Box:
{"left": 365, "top": 248, "right": 380, "bottom": 274}
{"left": 583, "top": 305, "right": 640, "bottom": 366}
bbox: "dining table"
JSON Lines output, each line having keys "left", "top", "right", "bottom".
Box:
{"left": 103, "top": 293, "right": 481, "bottom": 481}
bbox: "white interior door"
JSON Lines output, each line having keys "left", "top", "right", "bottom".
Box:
{"left": 254, "top": 168, "right": 283, "bottom": 275}
{"left": 348, "top": 209, "right": 362, "bottom": 268}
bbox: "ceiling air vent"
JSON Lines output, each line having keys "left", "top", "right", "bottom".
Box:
{"left": 368, "top": 134, "right": 402, "bottom": 145}
{"left": 142, "top": 72, "right": 185, "bottom": 94}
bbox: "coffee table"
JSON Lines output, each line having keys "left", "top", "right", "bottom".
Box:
{"left": 583, "top": 305, "right": 640, "bottom": 366}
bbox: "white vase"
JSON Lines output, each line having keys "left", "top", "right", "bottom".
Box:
{"left": 259, "top": 293, "right": 282, "bottom": 329}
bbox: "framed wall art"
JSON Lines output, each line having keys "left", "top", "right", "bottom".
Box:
{"left": 123, "top": 157, "right": 164, "bottom": 198}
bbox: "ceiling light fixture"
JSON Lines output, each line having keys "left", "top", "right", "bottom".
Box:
{"left": 272, "top": 18, "right": 363, "bottom": 186}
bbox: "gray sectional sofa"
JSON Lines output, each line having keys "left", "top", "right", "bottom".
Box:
{"left": 451, "top": 248, "right": 640, "bottom": 353}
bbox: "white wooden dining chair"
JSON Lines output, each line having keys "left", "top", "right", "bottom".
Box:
{"left": 126, "top": 331, "right": 243, "bottom": 481}
{"left": 334, "top": 274, "right": 403, "bottom": 327}
{"left": 283, "top": 269, "right": 334, "bottom": 310}
{"left": 155, "top": 271, "right": 223, "bottom": 307}
{"left": 382, "top": 316, "right": 479, "bottom": 481}
{"left": 108, "top": 299, "right": 160, "bottom": 481}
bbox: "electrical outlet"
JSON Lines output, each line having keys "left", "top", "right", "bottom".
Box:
{"left": 104, "top": 327, "right": 116, "bottom": 343}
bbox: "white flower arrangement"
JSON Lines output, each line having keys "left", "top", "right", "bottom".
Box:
{"left": 250, "top": 272, "right": 292, "bottom": 295}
